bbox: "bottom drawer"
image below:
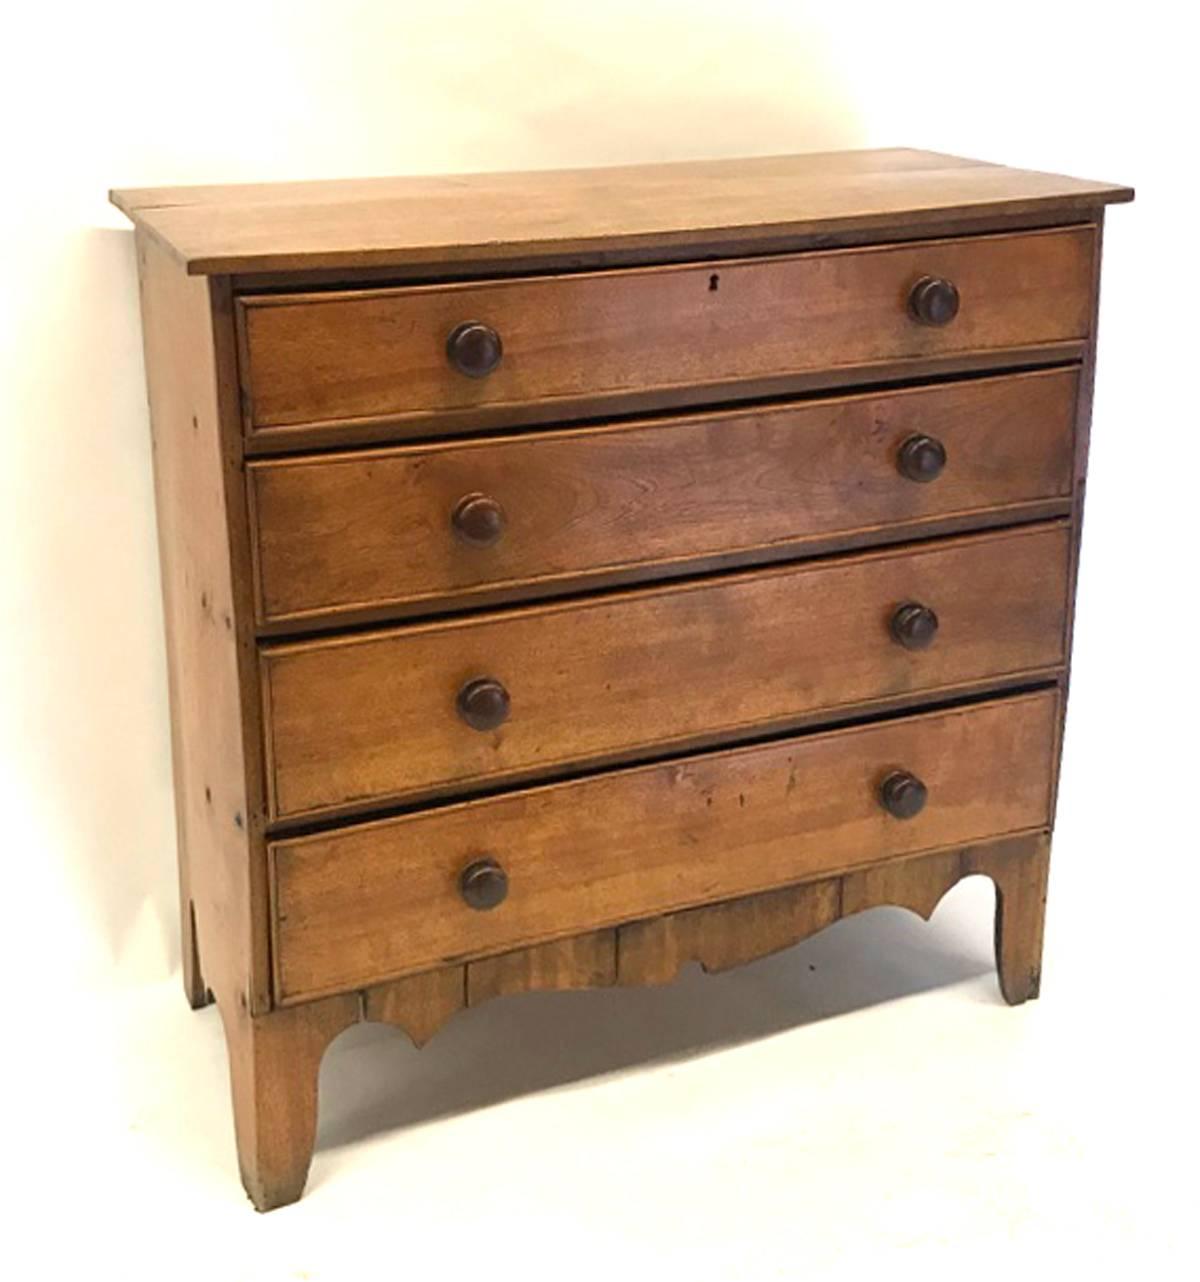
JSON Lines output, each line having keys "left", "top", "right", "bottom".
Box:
{"left": 270, "top": 689, "right": 1059, "bottom": 1004}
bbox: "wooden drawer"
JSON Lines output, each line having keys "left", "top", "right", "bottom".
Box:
{"left": 270, "top": 689, "right": 1059, "bottom": 1003}
{"left": 249, "top": 367, "right": 1077, "bottom": 628}
{"left": 238, "top": 227, "right": 1094, "bottom": 441}
{"left": 261, "top": 523, "right": 1069, "bottom": 822}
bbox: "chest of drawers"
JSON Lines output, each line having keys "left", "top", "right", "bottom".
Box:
{"left": 113, "top": 149, "right": 1131, "bottom": 1209}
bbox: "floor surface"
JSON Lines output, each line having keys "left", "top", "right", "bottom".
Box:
{"left": 14, "top": 787, "right": 1195, "bottom": 1281}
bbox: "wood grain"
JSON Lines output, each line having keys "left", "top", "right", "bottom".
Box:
{"left": 361, "top": 967, "right": 467, "bottom": 1046}
{"left": 269, "top": 689, "right": 1059, "bottom": 1003}
{"left": 221, "top": 991, "right": 359, "bottom": 1211}
{"left": 135, "top": 233, "right": 270, "bottom": 1013}
{"left": 262, "top": 523, "right": 1070, "bottom": 822}
{"left": 237, "top": 227, "right": 1096, "bottom": 437}
{"left": 240, "top": 345, "right": 1090, "bottom": 456}
{"left": 618, "top": 877, "right": 843, "bottom": 985}
{"left": 109, "top": 148, "right": 1131, "bottom": 276}
{"left": 222, "top": 829, "right": 1049, "bottom": 1209}
{"left": 1051, "top": 213, "right": 1107, "bottom": 823}
{"left": 616, "top": 832, "right": 1045, "bottom": 987}
{"left": 966, "top": 832, "right": 1052, "bottom": 1004}
{"left": 467, "top": 931, "right": 617, "bottom": 1006}
{"left": 117, "top": 149, "right": 1130, "bottom": 1210}
{"left": 249, "top": 366, "right": 1078, "bottom": 628}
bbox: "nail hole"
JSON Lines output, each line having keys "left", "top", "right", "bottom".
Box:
{"left": 709, "top": 273, "right": 720, "bottom": 292}
{"left": 234, "top": 811, "right": 244, "bottom": 830}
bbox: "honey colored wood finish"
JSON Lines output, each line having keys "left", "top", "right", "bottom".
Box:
{"left": 269, "top": 690, "right": 1058, "bottom": 1003}
{"left": 615, "top": 831, "right": 1048, "bottom": 992}
{"left": 116, "top": 151, "right": 1129, "bottom": 1210}
{"left": 361, "top": 967, "right": 467, "bottom": 1046}
{"left": 971, "top": 831, "right": 1052, "bottom": 1004}
{"left": 110, "top": 148, "right": 1130, "bottom": 277}
{"left": 249, "top": 366, "right": 1077, "bottom": 628}
{"left": 262, "top": 524, "right": 1069, "bottom": 821}
{"left": 467, "top": 931, "right": 617, "bottom": 1006}
{"left": 237, "top": 227, "right": 1094, "bottom": 438}
{"left": 133, "top": 234, "right": 270, "bottom": 1015}
{"left": 618, "top": 877, "right": 843, "bottom": 985}
{"left": 227, "top": 832, "right": 1050, "bottom": 1209}
{"left": 222, "top": 991, "right": 359, "bottom": 1212}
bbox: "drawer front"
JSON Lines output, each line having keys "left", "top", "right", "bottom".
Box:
{"left": 270, "top": 689, "right": 1059, "bottom": 1003}
{"left": 239, "top": 227, "right": 1094, "bottom": 436}
{"left": 249, "top": 367, "right": 1077, "bottom": 627}
{"left": 262, "top": 523, "right": 1069, "bottom": 821}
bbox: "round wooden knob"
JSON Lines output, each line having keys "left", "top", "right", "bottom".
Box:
{"left": 879, "top": 771, "right": 928, "bottom": 820}
{"left": 457, "top": 677, "right": 510, "bottom": 731}
{"left": 897, "top": 434, "right": 947, "bottom": 483}
{"left": 908, "top": 275, "right": 960, "bottom": 326}
{"left": 890, "top": 602, "right": 939, "bottom": 650}
{"left": 459, "top": 857, "right": 508, "bottom": 911}
{"left": 446, "top": 321, "right": 503, "bottom": 378}
{"left": 452, "top": 493, "right": 505, "bottom": 546}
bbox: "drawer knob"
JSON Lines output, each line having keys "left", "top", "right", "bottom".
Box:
{"left": 457, "top": 677, "right": 510, "bottom": 731}
{"left": 447, "top": 321, "right": 503, "bottom": 378}
{"left": 908, "top": 275, "right": 960, "bottom": 326}
{"left": 880, "top": 770, "right": 928, "bottom": 820}
{"left": 459, "top": 857, "right": 508, "bottom": 911}
{"left": 890, "top": 602, "right": 939, "bottom": 650}
{"left": 452, "top": 493, "right": 506, "bottom": 546}
{"left": 897, "top": 433, "right": 947, "bottom": 483}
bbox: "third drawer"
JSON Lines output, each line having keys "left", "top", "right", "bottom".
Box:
{"left": 261, "top": 521, "right": 1071, "bottom": 822}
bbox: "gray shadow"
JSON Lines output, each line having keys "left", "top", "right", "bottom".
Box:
{"left": 315, "top": 884, "right": 997, "bottom": 1157}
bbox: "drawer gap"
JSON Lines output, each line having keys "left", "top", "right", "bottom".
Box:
{"left": 256, "top": 514, "right": 1072, "bottom": 648}
{"left": 263, "top": 675, "right": 1061, "bottom": 843}
{"left": 242, "top": 357, "right": 1084, "bottom": 462}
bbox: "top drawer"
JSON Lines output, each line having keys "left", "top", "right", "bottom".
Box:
{"left": 237, "top": 226, "right": 1095, "bottom": 442}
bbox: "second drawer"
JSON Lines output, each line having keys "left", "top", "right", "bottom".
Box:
{"left": 248, "top": 366, "right": 1077, "bottom": 627}
{"left": 261, "top": 522, "right": 1070, "bottom": 821}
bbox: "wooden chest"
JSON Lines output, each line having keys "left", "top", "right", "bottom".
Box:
{"left": 112, "top": 149, "right": 1132, "bottom": 1209}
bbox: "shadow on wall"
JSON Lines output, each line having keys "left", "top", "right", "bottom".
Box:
{"left": 13, "top": 224, "right": 179, "bottom": 975}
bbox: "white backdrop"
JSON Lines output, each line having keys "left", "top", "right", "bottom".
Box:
{"left": 2, "top": 2, "right": 1195, "bottom": 1277}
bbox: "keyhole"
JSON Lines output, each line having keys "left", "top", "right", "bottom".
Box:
{"left": 709, "top": 273, "right": 720, "bottom": 292}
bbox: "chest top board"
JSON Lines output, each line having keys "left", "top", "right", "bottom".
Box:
{"left": 112, "top": 148, "right": 1132, "bottom": 1209}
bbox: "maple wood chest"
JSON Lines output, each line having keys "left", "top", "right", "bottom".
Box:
{"left": 113, "top": 149, "right": 1132, "bottom": 1209}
